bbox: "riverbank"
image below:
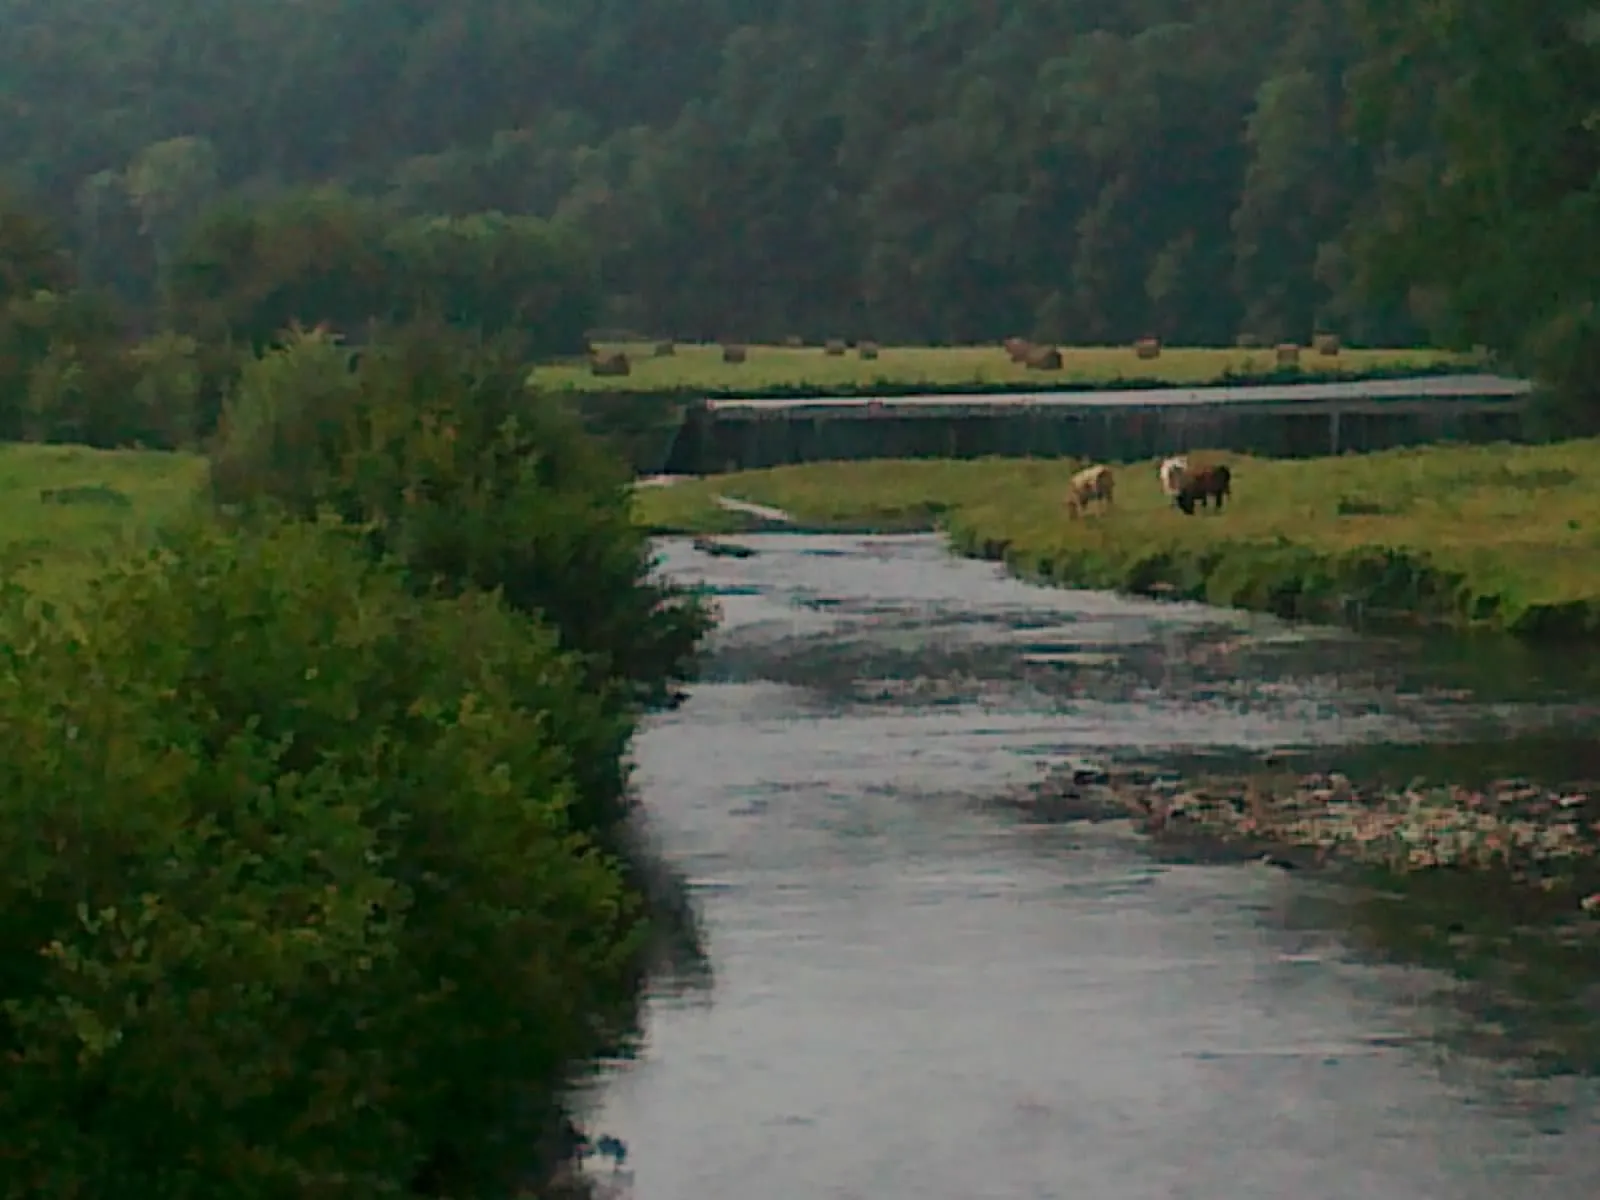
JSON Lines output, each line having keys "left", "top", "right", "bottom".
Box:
{"left": 541, "top": 341, "right": 1463, "bottom": 393}
{"left": 632, "top": 440, "right": 1600, "bottom": 637}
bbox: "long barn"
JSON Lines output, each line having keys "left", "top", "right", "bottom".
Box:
{"left": 659, "top": 373, "right": 1534, "bottom": 474}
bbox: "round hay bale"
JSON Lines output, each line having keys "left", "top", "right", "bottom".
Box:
{"left": 1313, "top": 333, "right": 1340, "bottom": 356}
{"left": 1275, "top": 343, "right": 1300, "bottom": 367}
{"left": 653, "top": 340, "right": 676, "bottom": 357}
{"left": 1003, "top": 336, "right": 1033, "bottom": 363}
{"left": 722, "top": 343, "right": 747, "bottom": 363}
{"left": 824, "top": 339, "right": 847, "bottom": 356}
{"left": 1134, "top": 337, "right": 1161, "bottom": 359}
{"left": 858, "top": 341, "right": 880, "bottom": 360}
{"left": 590, "top": 351, "right": 631, "bottom": 377}
{"left": 783, "top": 335, "right": 804, "bottom": 348}
{"left": 1024, "top": 345, "right": 1062, "bottom": 370}
{"left": 1235, "top": 332, "right": 1262, "bottom": 349}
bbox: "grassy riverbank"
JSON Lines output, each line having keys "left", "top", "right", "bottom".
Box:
{"left": 12, "top": 433, "right": 1597, "bottom": 642}
{"left": 634, "top": 439, "right": 1600, "bottom": 637}
{"left": 539, "top": 341, "right": 1464, "bottom": 393}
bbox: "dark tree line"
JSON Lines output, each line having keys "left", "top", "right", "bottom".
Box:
{"left": 0, "top": 188, "right": 597, "bottom": 447}
{"left": 0, "top": 0, "right": 1595, "bottom": 409}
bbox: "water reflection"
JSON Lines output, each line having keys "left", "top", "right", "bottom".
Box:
{"left": 1286, "top": 872, "right": 1600, "bottom": 1078}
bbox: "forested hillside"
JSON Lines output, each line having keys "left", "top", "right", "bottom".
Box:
{"left": 0, "top": 0, "right": 1594, "bottom": 400}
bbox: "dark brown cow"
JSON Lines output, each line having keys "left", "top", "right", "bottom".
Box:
{"left": 1175, "top": 464, "right": 1231, "bottom": 515}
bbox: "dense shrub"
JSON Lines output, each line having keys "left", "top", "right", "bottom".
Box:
{"left": 210, "top": 326, "right": 712, "bottom": 749}
{"left": 0, "top": 288, "right": 121, "bottom": 440}
{"left": 0, "top": 300, "right": 240, "bottom": 450}
{"left": 0, "top": 515, "right": 642, "bottom": 1197}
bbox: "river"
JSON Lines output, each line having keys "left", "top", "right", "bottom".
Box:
{"left": 580, "top": 533, "right": 1600, "bottom": 1198}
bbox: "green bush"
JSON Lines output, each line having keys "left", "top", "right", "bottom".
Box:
{"left": 211, "top": 325, "right": 712, "bottom": 752}
{"left": 0, "top": 281, "right": 234, "bottom": 452}
{"left": 0, "top": 288, "right": 125, "bottom": 442}
{"left": 14, "top": 327, "right": 237, "bottom": 453}
{"left": 0, "top": 516, "right": 642, "bottom": 1197}
{"left": 207, "top": 326, "right": 363, "bottom": 513}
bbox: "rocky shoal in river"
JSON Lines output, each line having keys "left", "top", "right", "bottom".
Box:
{"left": 990, "top": 762, "right": 1600, "bottom": 910}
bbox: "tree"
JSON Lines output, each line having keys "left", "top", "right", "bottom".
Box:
{"left": 1347, "top": 0, "right": 1600, "bottom": 410}
{"left": 167, "top": 191, "right": 597, "bottom": 356}
{"left": 0, "top": 0, "right": 1526, "bottom": 348}
{"left": 124, "top": 136, "right": 220, "bottom": 268}
{"left": 385, "top": 212, "right": 598, "bottom": 355}
{"left": 0, "top": 191, "right": 75, "bottom": 304}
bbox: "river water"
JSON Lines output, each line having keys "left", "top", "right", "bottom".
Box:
{"left": 581, "top": 533, "right": 1600, "bottom": 1199}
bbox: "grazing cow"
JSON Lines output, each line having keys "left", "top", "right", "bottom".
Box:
{"left": 1065, "top": 464, "right": 1115, "bottom": 518}
{"left": 1175, "top": 464, "right": 1231, "bottom": 515}
{"left": 1158, "top": 455, "right": 1189, "bottom": 500}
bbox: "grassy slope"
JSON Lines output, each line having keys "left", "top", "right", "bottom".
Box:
{"left": 633, "top": 441, "right": 1600, "bottom": 636}
{"left": 0, "top": 443, "right": 209, "bottom": 602}
{"left": 537, "top": 342, "right": 1465, "bottom": 392}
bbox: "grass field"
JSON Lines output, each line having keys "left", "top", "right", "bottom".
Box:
{"left": 633, "top": 441, "right": 1600, "bottom": 637}
{"left": 535, "top": 342, "right": 1468, "bottom": 393}
{"left": 0, "top": 443, "right": 208, "bottom": 603}
{"left": 9, "top": 431, "right": 1594, "bottom": 639}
